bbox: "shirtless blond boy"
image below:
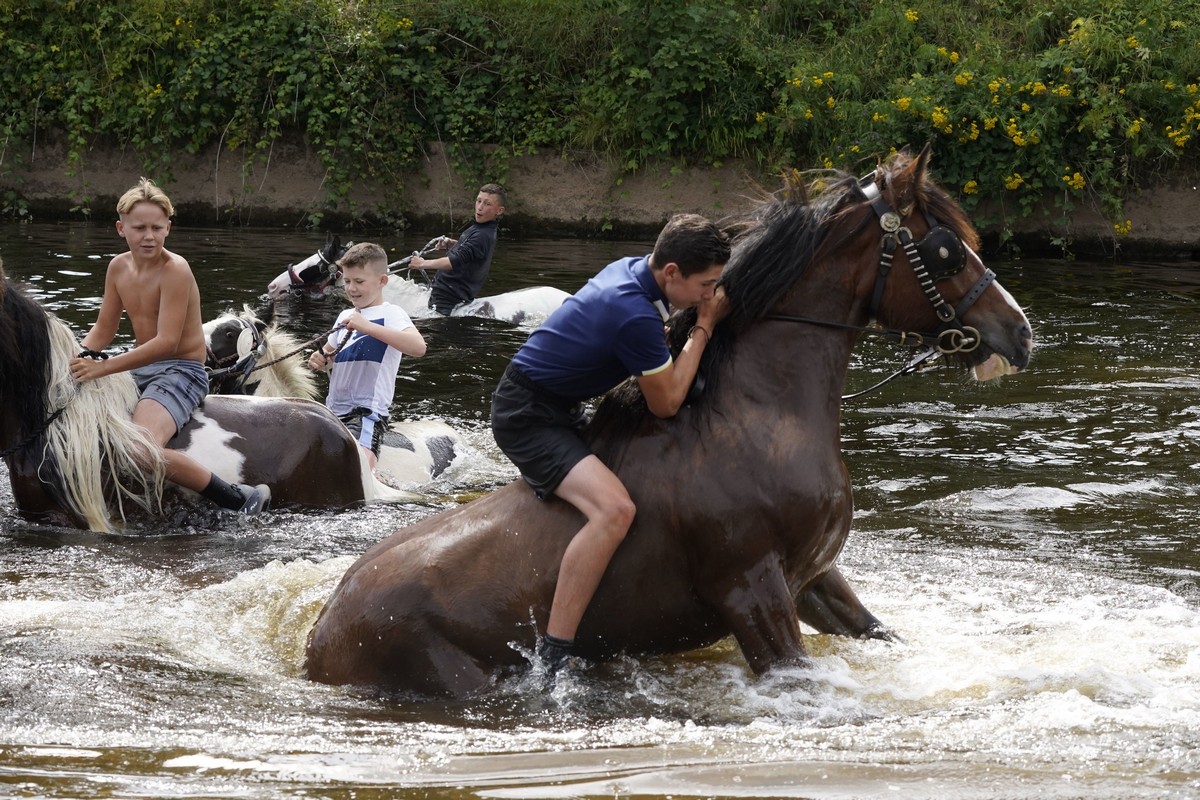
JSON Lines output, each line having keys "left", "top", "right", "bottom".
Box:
{"left": 68, "top": 177, "right": 270, "bottom": 514}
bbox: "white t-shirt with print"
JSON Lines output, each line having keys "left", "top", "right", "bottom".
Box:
{"left": 324, "top": 301, "right": 414, "bottom": 417}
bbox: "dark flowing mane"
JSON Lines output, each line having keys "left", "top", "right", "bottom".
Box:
{"left": 0, "top": 258, "right": 54, "bottom": 447}
{"left": 585, "top": 168, "right": 864, "bottom": 443}
{"left": 585, "top": 148, "right": 980, "bottom": 446}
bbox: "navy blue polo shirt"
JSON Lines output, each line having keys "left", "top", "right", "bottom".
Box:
{"left": 511, "top": 255, "right": 671, "bottom": 403}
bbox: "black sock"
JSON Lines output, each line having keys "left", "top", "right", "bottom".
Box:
{"left": 538, "top": 634, "right": 574, "bottom": 671}
{"left": 199, "top": 474, "right": 246, "bottom": 510}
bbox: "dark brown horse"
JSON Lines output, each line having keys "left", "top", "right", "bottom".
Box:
{"left": 0, "top": 261, "right": 418, "bottom": 532}
{"left": 304, "top": 147, "right": 1035, "bottom": 697}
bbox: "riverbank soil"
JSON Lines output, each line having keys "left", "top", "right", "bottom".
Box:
{"left": 4, "top": 136, "right": 1197, "bottom": 258}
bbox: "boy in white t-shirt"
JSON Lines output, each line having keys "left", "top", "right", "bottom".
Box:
{"left": 307, "top": 243, "right": 427, "bottom": 469}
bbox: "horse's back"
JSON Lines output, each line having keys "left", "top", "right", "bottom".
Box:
{"left": 172, "top": 394, "right": 367, "bottom": 508}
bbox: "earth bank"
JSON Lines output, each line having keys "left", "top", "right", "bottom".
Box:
{"left": 5, "top": 136, "right": 1197, "bottom": 259}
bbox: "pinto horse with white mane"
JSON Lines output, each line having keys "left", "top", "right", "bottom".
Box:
{"left": 202, "top": 304, "right": 467, "bottom": 488}
{"left": 0, "top": 263, "right": 418, "bottom": 533}
{"left": 304, "top": 146, "right": 1035, "bottom": 697}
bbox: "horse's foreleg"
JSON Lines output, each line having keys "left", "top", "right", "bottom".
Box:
{"left": 795, "top": 566, "right": 898, "bottom": 642}
{"left": 708, "top": 556, "right": 809, "bottom": 674}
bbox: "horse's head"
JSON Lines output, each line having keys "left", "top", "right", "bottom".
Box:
{"left": 202, "top": 305, "right": 272, "bottom": 394}
{"left": 265, "top": 237, "right": 351, "bottom": 300}
{"left": 850, "top": 145, "right": 1033, "bottom": 379}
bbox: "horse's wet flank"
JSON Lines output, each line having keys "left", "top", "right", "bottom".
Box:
{"left": 316, "top": 148, "right": 1025, "bottom": 696}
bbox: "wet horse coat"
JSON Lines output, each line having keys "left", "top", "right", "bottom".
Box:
{"left": 304, "top": 148, "right": 1035, "bottom": 697}
{"left": 0, "top": 263, "right": 412, "bottom": 532}
{"left": 203, "top": 305, "right": 467, "bottom": 488}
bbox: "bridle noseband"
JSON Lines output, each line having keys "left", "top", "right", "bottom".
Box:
{"left": 858, "top": 172, "right": 996, "bottom": 354}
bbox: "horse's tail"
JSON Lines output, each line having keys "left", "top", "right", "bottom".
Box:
{"left": 44, "top": 320, "right": 165, "bottom": 532}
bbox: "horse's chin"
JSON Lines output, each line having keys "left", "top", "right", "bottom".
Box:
{"left": 971, "top": 352, "right": 1020, "bottom": 382}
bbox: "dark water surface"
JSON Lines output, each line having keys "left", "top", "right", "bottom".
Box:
{"left": 1, "top": 221, "right": 1198, "bottom": 798}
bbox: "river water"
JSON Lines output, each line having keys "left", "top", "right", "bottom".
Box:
{"left": 1, "top": 220, "right": 1198, "bottom": 799}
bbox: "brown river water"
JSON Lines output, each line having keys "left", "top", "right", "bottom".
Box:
{"left": 1, "top": 220, "right": 1198, "bottom": 799}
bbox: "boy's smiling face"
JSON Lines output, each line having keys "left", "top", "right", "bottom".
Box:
{"left": 342, "top": 262, "right": 388, "bottom": 310}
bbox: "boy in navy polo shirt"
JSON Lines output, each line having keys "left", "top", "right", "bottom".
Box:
{"left": 491, "top": 213, "right": 731, "bottom": 674}
{"left": 411, "top": 183, "right": 506, "bottom": 315}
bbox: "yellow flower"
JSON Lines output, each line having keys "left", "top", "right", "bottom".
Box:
{"left": 1030, "top": 82, "right": 1047, "bottom": 95}
{"left": 1127, "top": 118, "right": 1143, "bottom": 136}
{"left": 804, "top": 108, "right": 814, "bottom": 120}
{"left": 905, "top": 9, "right": 919, "bottom": 22}
{"left": 896, "top": 97, "right": 912, "bottom": 111}
{"left": 812, "top": 77, "right": 824, "bottom": 87}
{"left": 931, "top": 107, "right": 952, "bottom": 133}
{"left": 872, "top": 112, "right": 889, "bottom": 122}
{"left": 988, "top": 79, "right": 1001, "bottom": 93}
{"left": 175, "top": 17, "right": 183, "bottom": 25}
{"left": 955, "top": 71, "right": 973, "bottom": 86}
{"left": 1021, "top": 102, "right": 1031, "bottom": 113}
{"left": 963, "top": 180, "right": 979, "bottom": 195}
{"left": 1062, "top": 171, "right": 1086, "bottom": 190}
{"left": 823, "top": 156, "right": 834, "bottom": 168}
{"left": 1126, "top": 35, "right": 1140, "bottom": 48}
{"left": 950, "top": 51, "right": 960, "bottom": 64}
{"left": 826, "top": 96, "right": 836, "bottom": 108}
{"left": 755, "top": 111, "right": 767, "bottom": 124}
{"left": 823, "top": 71, "right": 834, "bottom": 79}
{"left": 1053, "top": 84, "right": 1071, "bottom": 97}
{"left": 984, "top": 117, "right": 998, "bottom": 130}
{"left": 1114, "top": 219, "right": 1133, "bottom": 236}
{"left": 1004, "top": 173, "right": 1024, "bottom": 190}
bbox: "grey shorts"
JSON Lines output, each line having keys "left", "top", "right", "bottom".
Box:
{"left": 131, "top": 359, "right": 209, "bottom": 435}
{"left": 338, "top": 408, "right": 389, "bottom": 457}
{"left": 491, "top": 365, "right": 590, "bottom": 499}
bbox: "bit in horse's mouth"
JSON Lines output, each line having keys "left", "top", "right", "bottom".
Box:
{"left": 972, "top": 352, "right": 1017, "bottom": 381}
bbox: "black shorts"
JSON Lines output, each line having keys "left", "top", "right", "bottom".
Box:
{"left": 491, "top": 365, "right": 590, "bottom": 499}
{"left": 339, "top": 408, "right": 389, "bottom": 458}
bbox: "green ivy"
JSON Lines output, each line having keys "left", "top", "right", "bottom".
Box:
{"left": 0, "top": 0, "right": 1196, "bottom": 243}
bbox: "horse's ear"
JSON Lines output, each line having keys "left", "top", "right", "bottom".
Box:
{"left": 891, "top": 142, "right": 932, "bottom": 214}
{"left": 255, "top": 300, "right": 276, "bottom": 330}
{"left": 321, "top": 236, "right": 341, "bottom": 261}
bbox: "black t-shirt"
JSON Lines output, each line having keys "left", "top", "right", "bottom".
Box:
{"left": 429, "top": 219, "right": 498, "bottom": 312}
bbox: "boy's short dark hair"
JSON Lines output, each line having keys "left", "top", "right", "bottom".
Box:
{"left": 339, "top": 242, "right": 388, "bottom": 274}
{"left": 652, "top": 213, "right": 731, "bottom": 276}
{"left": 479, "top": 183, "right": 508, "bottom": 206}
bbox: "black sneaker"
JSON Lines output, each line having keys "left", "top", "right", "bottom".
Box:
{"left": 236, "top": 483, "right": 272, "bottom": 514}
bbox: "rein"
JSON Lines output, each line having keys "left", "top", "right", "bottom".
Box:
{"left": 0, "top": 404, "right": 69, "bottom": 459}
{"left": 206, "top": 321, "right": 347, "bottom": 387}
{"left": 762, "top": 170, "right": 997, "bottom": 400}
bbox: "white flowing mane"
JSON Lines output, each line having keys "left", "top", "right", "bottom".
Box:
{"left": 222, "top": 306, "right": 319, "bottom": 401}
{"left": 43, "top": 318, "right": 167, "bottom": 532}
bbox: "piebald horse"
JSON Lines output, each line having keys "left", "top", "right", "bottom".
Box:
{"left": 304, "top": 147, "right": 1034, "bottom": 697}
{"left": 265, "top": 238, "right": 570, "bottom": 327}
{"left": 0, "top": 263, "right": 418, "bottom": 533}
{"left": 202, "top": 305, "right": 467, "bottom": 489}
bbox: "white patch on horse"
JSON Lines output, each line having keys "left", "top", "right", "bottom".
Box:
{"left": 177, "top": 408, "right": 249, "bottom": 485}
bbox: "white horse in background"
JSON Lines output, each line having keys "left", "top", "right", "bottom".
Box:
{"left": 264, "top": 239, "right": 569, "bottom": 327}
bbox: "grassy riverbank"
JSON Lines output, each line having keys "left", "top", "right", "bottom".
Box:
{"left": 1, "top": 0, "right": 1197, "bottom": 247}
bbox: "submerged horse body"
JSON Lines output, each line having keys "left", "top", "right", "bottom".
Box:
{"left": 304, "top": 147, "right": 1034, "bottom": 698}
{"left": 203, "top": 305, "right": 467, "bottom": 489}
{"left": 0, "top": 264, "right": 415, "bottom": 533}
{"left": 265, "top": 238, "right": 569, "bottom": 327}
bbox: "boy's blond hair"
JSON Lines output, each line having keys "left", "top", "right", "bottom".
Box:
{"left": 116, "top": 177, "right": 175, "bottom": 218}
{"left": 338, "top": 242, "right": 388, "bottom": 274}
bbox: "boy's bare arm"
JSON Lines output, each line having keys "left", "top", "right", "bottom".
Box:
{"left": 343, "top": 311, "right": 427, "bottom": 357}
